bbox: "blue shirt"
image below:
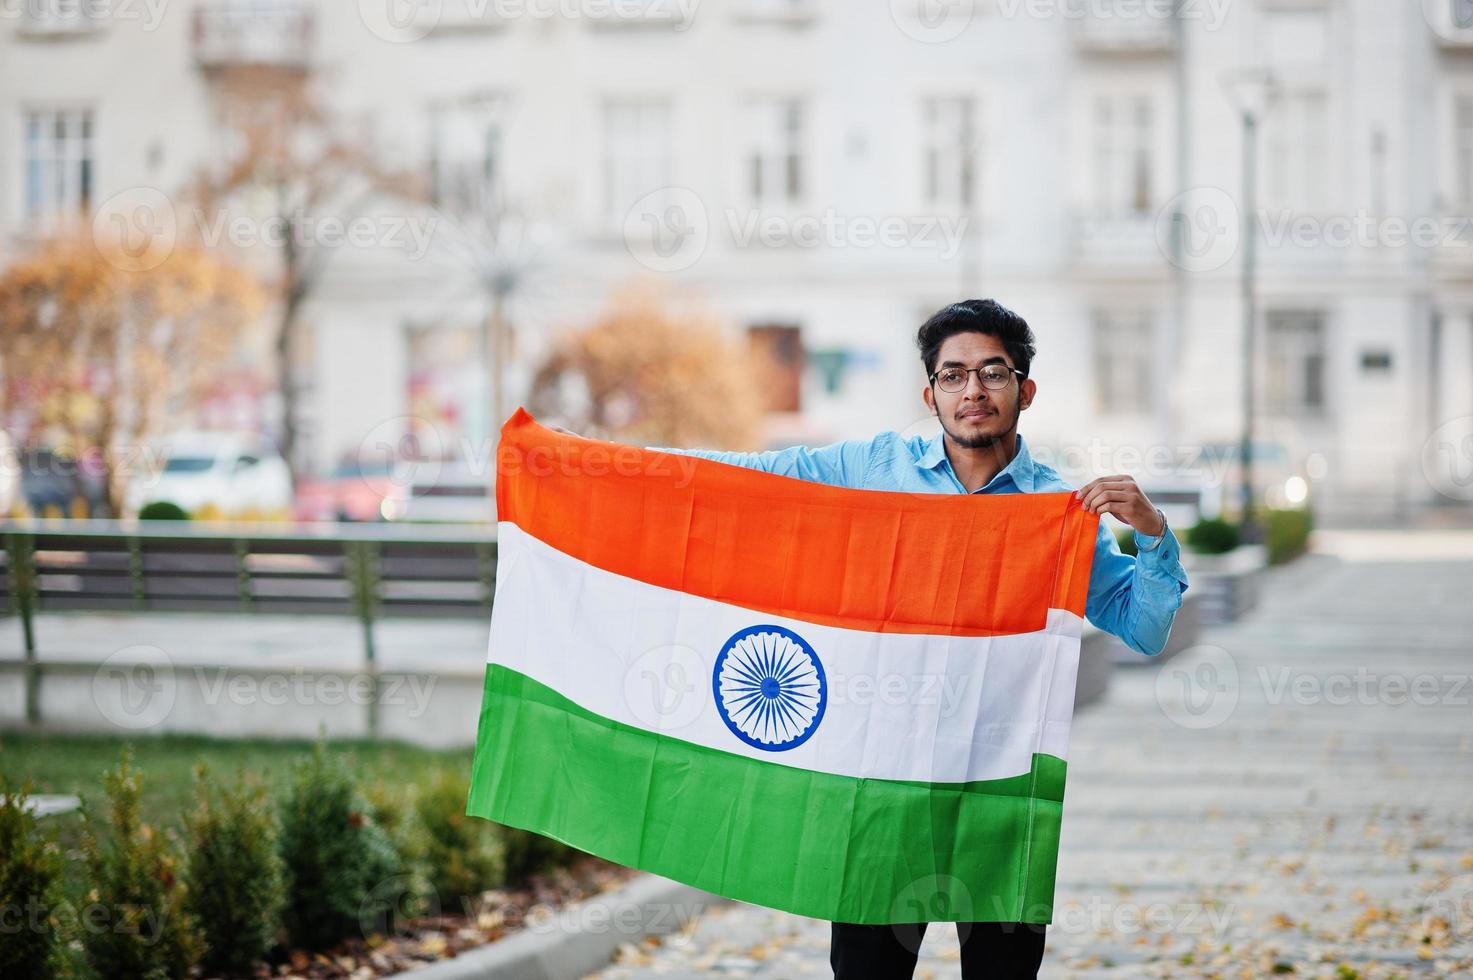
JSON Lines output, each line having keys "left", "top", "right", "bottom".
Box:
{"left": 650, "top": 430, "right": 1189, "bottom": 656}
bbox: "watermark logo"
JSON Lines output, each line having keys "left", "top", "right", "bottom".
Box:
{"left": 1156, "top": 187, "right": 1240, "bottom": 273}
{"left": 890, "top": 0, "right": 975, "bottom": 44}
{"left": 1422, "top": 415, "right": 1473, "bottom": 502}
{"left": 359, "top": 0, "right": 442, "bottom": 42}
{"left": 93, "top": 187, "right": 178, "bottom": 273}
{"left": 0, "top": 0, "right": 170, "bottom": 32}
{"left": 1154, "top": 644, "right": 1238, "bottom": 729}
{"left": 623, "top": 187, "right": 709, "bottom": 273}
{"left": 93, "top": 645, "right": 176, "bottom": 731}
{"left": 1425, "top": 0, "right": 1473, "bottom": 42}
{"left": 91, "top": 187, "right": 438, "bottom": 272}
{"left": 623, "top": 643, "right": 708, "bottom": 732}
{"left": 889, "top": 874, "right": 974, "bottom": 950}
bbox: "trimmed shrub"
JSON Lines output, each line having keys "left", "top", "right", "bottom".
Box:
{"left": 502, "top": 828, "right": 580, "bottom": 885}
{"left": 362, "top": 780, "right": 433, "bottom": 927}
{"left": 183, "top": 764, "right": 284, "bottom": 978}
{"left": 0, "top": 777, "right": 65, "bottom": 979}
{"left": 1266, "top": 506, "right": 1314, "bottom": 565}
{"left": 277, "top": 743, "right": 400, "bottom": 952}
{"left": 79, "top": 749, "right": 199, "bottom": 980}
{"left": 137, "top": 501, "right": 189, "bottom": 521}
{"left": 1186, "top": 518, "right": 1241, "bottom": 555}
{"left": 415, "top": 769, "right": 505, "bottom": 906}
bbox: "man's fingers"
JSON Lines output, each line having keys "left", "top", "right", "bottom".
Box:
{"left": 1079, "top": 481, "right": 1133, "bottom": 511}
{"left": 1083, "top": 489, "right": 1132, "bottom": 514}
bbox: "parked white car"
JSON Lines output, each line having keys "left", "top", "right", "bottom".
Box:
{"left": 393, "top": 459, "right": 495, "bottom": 524}
{"left": 126, "top": 431, "right": 293, "bottom": 519}
{"left": 0, "top": 430, "right": 18, "bottom": 517}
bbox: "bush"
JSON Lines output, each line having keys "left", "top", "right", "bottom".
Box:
{"left": 1265, "top": 506, "right": 1314, "bottom": 565}
{"left": 415, "top": 769, "right": 505, "bottom": 906}
{"left": 277, "top": 743, "right": 401, "bottom": 952}
{"left": 138, "top": 501, "right": 189, "bottom": 521}
{"left": 79, "top": 749, "right": 199, "bottom": 980}
{"left": 502, "top": 828, "right": 580, "bottom": 885}
{"left": 1113, "top": 525, "right": 1137, "bottom": 557}
{"left": 363, "top": 780, "right": 433, "bottom": 925}
{"left": 1186, "top": 517, "right": 1241, "bottom": 555}
{"left": 0, "top": 777, "right": 65, "bottom": 979}
{"left": 183, "top": 764, "right": 284, "bottom": 978}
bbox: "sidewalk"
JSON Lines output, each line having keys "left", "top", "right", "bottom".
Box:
{"left": 585, "top": 531, "right": 1473, "bottom": 978}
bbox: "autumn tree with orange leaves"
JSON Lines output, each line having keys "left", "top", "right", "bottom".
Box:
{"left": 0, "top": 235, "right": 263, "bottom": 517}
{"left": 527, "top": 286, "right": 765, "bottom": 450}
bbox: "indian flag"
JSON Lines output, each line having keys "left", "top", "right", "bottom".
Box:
{"left": 467, "top": 409, "right": 1100, "bottom": 925}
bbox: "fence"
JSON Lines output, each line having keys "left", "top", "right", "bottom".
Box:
{"left": 0, "top": 520, "right": 497, "bottom": 736}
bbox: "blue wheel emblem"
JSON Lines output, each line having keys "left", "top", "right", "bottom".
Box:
{"left": 712, "top": 625, "right": 826, "bottom": 751}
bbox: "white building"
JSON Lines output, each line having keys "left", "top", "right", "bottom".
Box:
{"left": 2, "top": 0, "right": 1471, "bottom": 522}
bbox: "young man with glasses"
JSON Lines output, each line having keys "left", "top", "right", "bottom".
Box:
{"left": 552, "top": 298, "right": 1189, "bottom": 979}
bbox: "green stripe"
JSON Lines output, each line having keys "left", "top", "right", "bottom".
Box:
{"left": 467, "top": 664, "right": 1067, "bottom": 925}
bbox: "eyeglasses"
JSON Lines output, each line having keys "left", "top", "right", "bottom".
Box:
{"left": 928, "top": 365, "right": 1026, "bottom": 393}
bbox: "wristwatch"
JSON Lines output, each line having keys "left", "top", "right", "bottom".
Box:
{"left": 1137, "top": 507, "right": 1168, "bottom": 552}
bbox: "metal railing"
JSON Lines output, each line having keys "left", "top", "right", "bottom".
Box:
{"left": 1, "top": 520, "right": 497, "bottom": 735}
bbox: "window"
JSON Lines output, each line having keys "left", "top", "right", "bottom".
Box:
{"left": 922, "top": 95, "right": 977, "bottom": 208}
{"left": 1266, "top": 91, "right": 1329, "bottom": 213}
{"left": 1092, "top": 310, "right": 1155, "bottom": 414}
{"left": 24, "top": 108, "right": 95, "bottom": 225}
{"left": 428, "top": 98, "right": 504, "bottom": 213}
{"left": 746, "top": 98, "right": 804, "bottom": 205}
{"left": 748, "top": 324, "right": 804, "bottom": 413}
{"left": 1266, "top": 311, "right": 1327, "bottom": 414}
{"left": 603, "top": 99, "right": 672, "bottom": 225}
{"left": 1092, "top": 95, "right": 1154, "bottom": 215}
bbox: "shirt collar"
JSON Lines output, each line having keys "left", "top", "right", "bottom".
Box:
{"left": 916, "top": 429, "right": 1038, "bottom": 493}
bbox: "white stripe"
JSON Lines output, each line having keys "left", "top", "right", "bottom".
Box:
{"left": 489, "top": 521, "right": 1081, "bottom": 785}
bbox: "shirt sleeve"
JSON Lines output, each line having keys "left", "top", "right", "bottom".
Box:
{"left": 643, "top": 437, "right": 878, "bottom": 489}
{"left": 1084, "top": 519, "right": 1191, "bottom": 657}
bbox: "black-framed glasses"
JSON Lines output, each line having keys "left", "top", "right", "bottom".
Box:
{"left": 929, "top": 365, "right": 1026, "bottom": 393}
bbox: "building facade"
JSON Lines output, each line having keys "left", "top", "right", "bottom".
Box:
{"left": 2, "top": 0, "right": 1470, "bottom": 521}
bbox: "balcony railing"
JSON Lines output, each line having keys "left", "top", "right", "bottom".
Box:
{"left": 192, "top": 2, "right": 314, "bottom": 71}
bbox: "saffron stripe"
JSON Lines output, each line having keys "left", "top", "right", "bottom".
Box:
{"left": 494, "top": 408, "right": 1099, "bottom": 637}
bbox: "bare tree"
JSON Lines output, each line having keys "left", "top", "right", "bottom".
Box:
{"left": 185, "top": 74, "right": 421, "bottom": 485}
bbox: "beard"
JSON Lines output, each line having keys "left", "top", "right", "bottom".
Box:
{"left": 938, "top": 399, "right": 1022, "bottom": 451}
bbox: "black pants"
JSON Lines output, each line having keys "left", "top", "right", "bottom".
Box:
{"left": 830, "top": 920, "right": 1046, "bottom": 979}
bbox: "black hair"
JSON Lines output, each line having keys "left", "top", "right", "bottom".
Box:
{"left": 916, "top": 299, "right": 1036, "bottom": 379}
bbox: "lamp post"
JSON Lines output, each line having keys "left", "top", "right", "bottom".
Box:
{"left": 1221, "top": 68, "right": 1280, "bottom": 544}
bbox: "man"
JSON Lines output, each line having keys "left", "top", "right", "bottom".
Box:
{"left": 554, "top": 298, "right": 1189, "bottom": 979}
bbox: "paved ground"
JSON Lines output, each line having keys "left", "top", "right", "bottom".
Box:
{"left": 0, "top": 612, "right": 489, "bottom": 675}
{"left": 586, "top": 531, "right": 1473, "bottom": 979}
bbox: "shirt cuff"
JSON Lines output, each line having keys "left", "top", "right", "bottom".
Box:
{"left": 1133, "top": 524, "right": 1190, "bottom": 592}
{"left": 1134, "top": 526, "right": 1164, "bottom": 551}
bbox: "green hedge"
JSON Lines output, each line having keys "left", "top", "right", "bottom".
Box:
{"left": 2, "top": 741, "right": 590, "bottom": 977}
{"left": 0, "top": 778, "right": 64, "bottom": 978}
{"left": 1265, "top": 506, "right": 1314, "bottom": 565}
{"left": 1186, "top": 518, "right": 1241, "bottom": 555}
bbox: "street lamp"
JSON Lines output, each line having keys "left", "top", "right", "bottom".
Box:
{"left": 1221, "top": 67, "right": 1280, "bottom": 544}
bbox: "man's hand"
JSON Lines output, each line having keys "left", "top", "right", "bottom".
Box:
{"left": 1074, "top": 475, "right": 1165, "bottom": 537}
